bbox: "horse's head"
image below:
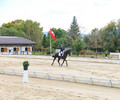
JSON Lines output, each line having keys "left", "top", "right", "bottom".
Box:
{"left": 64, "top": 49, "right": 71, "bottom": 56}
{"left": 68, "top": 49, "right": 71, "bottom": 56}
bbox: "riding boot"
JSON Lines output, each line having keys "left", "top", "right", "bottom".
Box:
{"left": 60, "top": 54, "right": 62, "bottom": 58}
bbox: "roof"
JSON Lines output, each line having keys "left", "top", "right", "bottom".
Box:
{"left": 0, "top": 36, "right": 36, "bottom": 45}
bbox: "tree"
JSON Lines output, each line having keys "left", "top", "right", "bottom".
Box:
{"left": 0, "top": 19, "right": 26, "bottom": 37}
{"left": 116, "top": 19, "right": 120, "bottom": 51}
{"left": 102, "top": 21, "right": 119, "bottom": 52}
{"left": 0, "top": 27, "right": 26, "bottom": 37}
{"left": 87, "top": 28, "right": 103, "bottom": 52}
{"left": 68, "top": 16, "right": 80, "bottom": 43}
{"left": 84, "top": 19, "right": 120, "bottom": 52}
{"left": 24, "top": 20, "right": 43, "bottom": 50}
{"left": 42, "top": 34, "right": 47, "bottom": 48}
{"left": 83, "top": 35, "right": 90, "bottom": 50}
{"left": 72, "top": 38, "right": 85, "bottom": 55}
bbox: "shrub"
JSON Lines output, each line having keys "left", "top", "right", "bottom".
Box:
{"left": 23, "top": 61, "right": 29, "bottom": 67}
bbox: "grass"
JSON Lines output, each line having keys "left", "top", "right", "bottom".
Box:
{"left": 33, "top": 52, "right": 50, "bottom": 55}
{"left": 34, "top": 52, "right": 41, "bottom": 55}
{"left": 33, "top": 51, "right": 110, "bottom": 59}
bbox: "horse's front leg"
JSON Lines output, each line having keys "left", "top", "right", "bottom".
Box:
{"left": 61, "top": 59, "right": 65, "bottom": 66}
{"left": 51, "top": 57, "right": 56, "bottom": 65}
{"left": 65, "top": 59, "right": 68, "bottom": 66}
{"left": 61, "top": 59, "right": 68, "bottom": 66}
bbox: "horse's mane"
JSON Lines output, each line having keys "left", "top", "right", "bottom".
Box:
{"left": 63, "top": 48, "right": 71, "bottom": 53}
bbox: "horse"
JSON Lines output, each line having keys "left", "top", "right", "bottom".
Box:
{"left": 51, "top": 49, "right": 71, "bottom": 66}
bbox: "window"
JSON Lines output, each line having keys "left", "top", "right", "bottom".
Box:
{"left": 28, "top": 47, "right": 30, "bottom": 51}
{"left": 4, "top": 48, "right": 7, "bottom": 52}
{"left": 14, "top": 47, "right": 16, "bottom": 51}
{"left": 1, "top": 48, "right": 4, "bottom": 52}
{"left": 25, "top": 47, "right": 28, "bottom": 51}
{"left": 17, "top": 48, "right": 19, "bottom": 51}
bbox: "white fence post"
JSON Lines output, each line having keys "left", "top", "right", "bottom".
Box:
{"left": 72, "top": 76, "right": 76, "bottom": 82}
{"left": 62, "top": 74, "right": 64, "bottom": 80}
{"left": 12, "top": 70, "right": 16, "bottom": 75}
{"left": 90, "top": 78, "right": 93, "bottom": 85}
{"left": 33, "top": 72, "right": 36, "bottom": 78}
{"left": 47, "top": 73, "right": 50, "bottom": 79}
{"left": 2, "top": 69, "right": 5, "bottom": 74}
{"left": 109, "top": 80, "right": 113, "bottom": 87}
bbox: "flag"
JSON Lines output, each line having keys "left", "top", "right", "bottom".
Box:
{"left": 50, "top": 28, "right": 55, "bottom": 39}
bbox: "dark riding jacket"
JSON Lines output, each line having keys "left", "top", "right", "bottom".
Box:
{"left": 60, "top": 47, "right": 64, "bottom": 52}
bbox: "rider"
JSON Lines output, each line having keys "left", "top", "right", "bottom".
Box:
{"left": 60, "top": 44, "right": 64, "bottom": 58}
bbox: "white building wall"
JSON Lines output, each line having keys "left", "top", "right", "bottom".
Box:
{"left": 0, "top": 45, "right": 33, "bottom": 55}
{"left": 28, "top": 52, "right": 32, "bottom": 55}
{"left": 21, "top": 47, "right": 25, "bottom": 51}
{"left": 7, "top": 47, "right": 13, "bottom": 55}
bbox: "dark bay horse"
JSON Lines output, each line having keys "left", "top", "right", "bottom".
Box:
{"left": 51, "top": 49, "right": 71, "bottom": 66}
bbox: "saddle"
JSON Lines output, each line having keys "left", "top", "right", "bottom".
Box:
{"left": 58, "top": 52, "right": 64, "bottom": 57}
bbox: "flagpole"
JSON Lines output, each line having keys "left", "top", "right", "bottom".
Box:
{"left": 50, "top": 34, "right": 52, "bottom": 55}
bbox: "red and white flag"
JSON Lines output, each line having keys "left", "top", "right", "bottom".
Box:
{"left": 50, "top": 28, "right": 55, "bottom": 39}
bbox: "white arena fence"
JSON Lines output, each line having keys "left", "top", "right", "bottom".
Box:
{"left": 0, "top": 68, "right": 120, "bottom": 88}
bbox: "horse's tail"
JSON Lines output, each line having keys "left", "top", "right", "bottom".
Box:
{"left": 52, "top": 55, "right": 55, "bottom": 58}
{"left": 51, "top": 53, "right": 55, "bottom": 58}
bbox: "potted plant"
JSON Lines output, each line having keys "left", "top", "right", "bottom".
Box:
{"left": 23, "top": 61, "right": 29, "bottom": 70}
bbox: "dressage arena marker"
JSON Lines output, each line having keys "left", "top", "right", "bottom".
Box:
{"left": 0, "top": 68, "right": 120, "bottom": 88}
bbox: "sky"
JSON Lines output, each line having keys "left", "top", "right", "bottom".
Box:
{"left": 0, "top": 0, "right": 120, "bottom": 34}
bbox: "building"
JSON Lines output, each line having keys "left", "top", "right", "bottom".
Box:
{"left": 0, "top": 36, "right": 36, "bottom": 55}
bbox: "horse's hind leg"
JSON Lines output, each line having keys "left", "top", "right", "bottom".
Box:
{"left": 51, "top": 58, "right": 56, "bottom": 65}
{"left": 58, "top": 58, "right": 60, "bottom": 66}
